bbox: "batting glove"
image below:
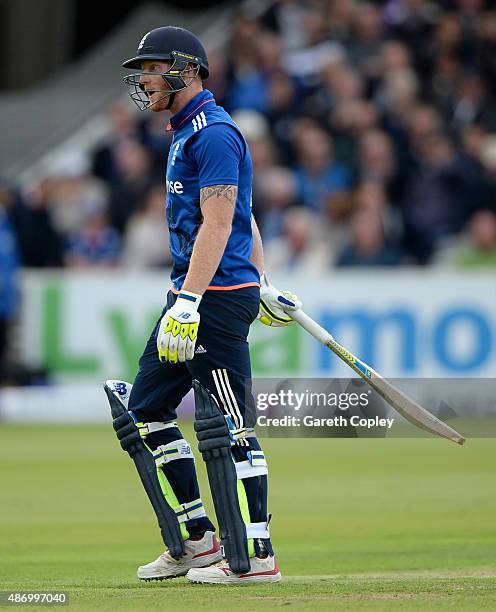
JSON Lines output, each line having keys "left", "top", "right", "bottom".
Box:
{"left": 157, "top": 290, "right": 201, "bottom": 363}
{"left": 258, "top": 273, "right": 302, "bottom": 327}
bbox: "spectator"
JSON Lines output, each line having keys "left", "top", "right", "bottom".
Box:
{"left": 458, "top": 124, "right": 494, "bottom": 209}
{"left": 233, "top": 110, "right": 276, "bottom": 181}
{"left": 65, "top": 192, "right": 120, "bottom": 268}
{"left": 283, "top": 9, "right": 345, "bottom": 81}
{"left": 330, "top": 99, "right": 379, "bottom": 174}
{"left": 336, "top": 209, "right": 403, "bottom": 266}
{"left": 44, "top": 151, "right": 96, "bottom": 236}
{"left": 326, "top": 0, "right": 356, "bottom": 45}
{"left": 140, "top": 110, "right": 174, "bottom": 172}
{"left": 224, "top": 18, "right": 269, "bottom": 113}
{"left": 204, "top": 50, "right": 229, "bottom": 103}
{"left": 108, "top": 139, "right": 158, "bottom": 234}
{"left": 476, "top": 11, "right": 496, "bottom": 88}
{"left": 448, "top": 72, "right": 496, "bottom": 133}
{"left": 261, "top": 0, "right": 310, "bottom": 50}
{"left": 122, "top": 185, "right": 172, "bottom": 269}
{"left": 232, "top": 110, "right": 279, "bottom": 223}
{"left": 431, "top": 12, "right": 464, "bottom": 64}
{"left": 313, "top": 61, "right": 364, "bottom": 120}
{"left": 263, "top": 206, "right": 331, "bottom": 272}
{"left": 375, "top": 41, "right": 419, "bottom": 117}
{"left": 434, "top": 209, "right": 496, "bottom": 267}
{"left": 347, "top": 2, "right": 384, "bottom": 85}
{"left": 385, "top": 0, "right": 435, "bottom": 74}
{"left": 255, "top": 166, "right": 298, "bottom": 240}
{"left": 358, "top": 129, "right": 398, "bottom": 196}
{"left": 0, "top": 203, "right": 19, "bottom": 383}
{"left": 353, "top": 180, "right": 403, "bottom": 243}
{"left": 11, "top": 179, "right": 63, "bottom": 267}
{"left": 429, "top": 52, "right": 462, "bottom": 113}
{"left": 407, "top": 103, "right": 443, "bottom": 148}
{"left": 291, "top": 123, "right": 351, "bottom": 212}
{"left": 93, "top": 100, "right": 141, "bottom": 183}
{"left": 473, "top": 133, "right": 496, "bottom": 210}
{"left": 401, "top": 131, "right": 475, "bottom": 262}
{"left": 265, "top": 70, "right": 300, "bottom": 161}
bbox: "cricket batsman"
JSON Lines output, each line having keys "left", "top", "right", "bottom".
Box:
{"left": 104, "top": 26, "right": 300, "bottom": 585}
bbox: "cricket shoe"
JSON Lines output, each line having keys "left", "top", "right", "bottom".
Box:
{"left": 186, "top": 555, "right": 281, "bottom": 584}
{"left": 137, "top": 531, "right": 221, "bottom": 581}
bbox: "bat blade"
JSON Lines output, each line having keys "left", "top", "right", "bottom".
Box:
{"left": 291, "top": 309, "right": 466, "bottom": 445}
{"left": 327, "top": 338, "right": 466, "bottom": 445}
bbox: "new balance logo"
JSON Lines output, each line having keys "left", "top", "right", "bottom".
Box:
{"left": 192, "top": 111, "right": 207, "bottom": 132}
{"left": 113, "top": 382, "right": 128, "bottom": 396}
{"left": 195, "top": 345, "right": 207, "bottom": 354}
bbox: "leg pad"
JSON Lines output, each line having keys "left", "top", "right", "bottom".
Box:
{"left": 193, "top": 380, "right": 250, "bottom": 574}
{"left": 104, "top": 381, "right": 185, "bottom": 559}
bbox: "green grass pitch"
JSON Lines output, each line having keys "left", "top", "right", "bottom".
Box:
{"left": 1, "top": 424, "right": 495, "bottom": 610}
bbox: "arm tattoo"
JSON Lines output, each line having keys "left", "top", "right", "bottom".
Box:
{"left": 200, "top": 184, "right": 238, "bottom": 208}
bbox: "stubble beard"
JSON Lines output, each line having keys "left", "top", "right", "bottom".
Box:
{"left": 149, "top": 91, "right": 171, "bottom": 112}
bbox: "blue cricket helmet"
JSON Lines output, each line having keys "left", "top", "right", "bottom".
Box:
{"left": 122, "top": 26, "right": 209, "bottom": 79}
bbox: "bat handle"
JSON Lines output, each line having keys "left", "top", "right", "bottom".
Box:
{"left": 291, "top": 309, "right": 335, "bottom": 345}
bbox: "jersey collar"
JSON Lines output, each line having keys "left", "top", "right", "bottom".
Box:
{"left": 168, "top": 89, "right": 215, "bottom": 132}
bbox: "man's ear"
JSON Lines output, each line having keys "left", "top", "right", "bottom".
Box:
{"left": 185, "top": 62, "right": 202, "bottom": 81}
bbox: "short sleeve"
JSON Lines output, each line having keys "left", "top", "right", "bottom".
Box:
{"left": 188, "top": 123, "right": 245, "bottom": 189}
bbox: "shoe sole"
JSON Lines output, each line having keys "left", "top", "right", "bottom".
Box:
{"left": 139, "top": 574, "right": 185, "bottom": 582}
{"left": 188, "top": 572, "right": 282, "bottom": 585}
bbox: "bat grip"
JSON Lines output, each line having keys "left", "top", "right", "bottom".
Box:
{"left": 291, "top": 309, "right": 334, "bottom": 345}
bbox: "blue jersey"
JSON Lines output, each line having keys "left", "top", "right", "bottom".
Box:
{"left": 165, "top": 89, "right": 260, "bottom": 291}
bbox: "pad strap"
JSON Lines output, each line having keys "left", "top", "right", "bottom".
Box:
{"left": 235, "top": 450, "right": 268, "bottom": 479}
{"left": 131, "top": 417, "right": 178, "bottom": 439}
{"left": 225, "top": 415, "right": 246, "bottom": 443}
{"left": 175, "top": 498, "right": 206, "bottom": 523}
{"left": 153, "top": 439, "right": 194, "bottom": 467}
{"left": 246, "top": 521, "right": 270, "bottom": 539}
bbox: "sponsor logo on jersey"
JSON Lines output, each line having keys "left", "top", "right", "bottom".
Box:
{"left": 166, "top": 180, "right": 184, "bottom": 194}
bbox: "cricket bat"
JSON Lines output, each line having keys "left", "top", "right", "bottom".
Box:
{"left": 291, "top": 309, "right": 466, "bottom": 445}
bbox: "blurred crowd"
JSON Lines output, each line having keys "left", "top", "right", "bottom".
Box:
{"left": 2, "top": 0, "right": 496, "bottom": 292}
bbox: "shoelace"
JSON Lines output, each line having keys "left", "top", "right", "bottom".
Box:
{"left": 159, "top": 539, "right": 199, "bottom": 563}
{"left": 213, "top": 559, "right": 231, "bottom": 570}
